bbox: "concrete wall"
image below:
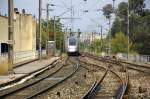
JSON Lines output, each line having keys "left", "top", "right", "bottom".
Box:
{"left": 0, "top": 13, "right": 36, "bottom": 53}
{"left": 0, "top": 13, "right": 36, "bottom": 69}
{"left": 0, "top": 16, "right": 8, "bottom": 44}
{"left": 14, "top": 14, "right": 36, "bottom": 52}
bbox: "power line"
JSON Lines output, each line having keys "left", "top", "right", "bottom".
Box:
{"left": 60, "top": 0, "right": 69, "bottom": 9}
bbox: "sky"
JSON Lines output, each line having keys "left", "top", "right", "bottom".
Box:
{"left": 0, "top": 0, "right": 149, "bottom": 33}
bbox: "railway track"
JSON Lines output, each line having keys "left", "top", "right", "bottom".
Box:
{"left": 82, "top": 52, "right": 150, "bottom": 98}
{"left": 79, "top": 56, "right": 128, "bottom": 99}
{"left": 0, "top": 56, "right": 79, "bottom": 99}
{"left": 35, "top": 56, "right": 98, "bottom": 99}
{"left": 83, "top": 52, "right": 150, "bottom": 74}
{"left": 1, "top": 53, "right": 149, "bottom": 98}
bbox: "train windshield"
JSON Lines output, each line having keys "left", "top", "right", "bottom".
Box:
{"left": 69, "top": 38, "right": 76, "bottom": 46}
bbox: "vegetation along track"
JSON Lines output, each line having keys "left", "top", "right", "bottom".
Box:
{"left": 80, "top": 55, "right": 128, "bottom": 99}
{"left": 0, "top": 56, "right": 79, "bottom": 99}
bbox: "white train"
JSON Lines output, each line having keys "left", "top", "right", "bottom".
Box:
{"left": 66, "top": 37, "right": 79, "bottom": 55}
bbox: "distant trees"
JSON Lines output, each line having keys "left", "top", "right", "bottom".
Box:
{"left": 41, "top": 19, "right": 63, "bottom": 51}
{"left": 102, "top": 4, "right": 113, "bottom": 19}
{"left": 88, "top": 38, "right": 108, "bottom": 54}
{"left": 111, "top": 32, "right": 129, "bottom": 53}
{"left": 90, "top": 39, "right": 102, "bottom": 53}
{"left": 103, "top": 0, "right": 150, "bottom": 55}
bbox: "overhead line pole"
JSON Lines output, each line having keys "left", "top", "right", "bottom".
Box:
{"left": 53, "top": 16, "right": 56, "bottom": 53}
{"left": 127, "top": 0, "right": 130, "bottom": 60}
{"left": 8, "top": 0, "right": 14, "bottom": 72}
{"left": 100, "top": 26, "right": 103, "bottom": 56}
{"left": 38, "top": 0, "right": 42, "bottom": 60}
{"left": 46, "top": 4, "right": 50, "bottom": 56}
{"left": 108, "top": 17, "right": 111, "bottom": 55}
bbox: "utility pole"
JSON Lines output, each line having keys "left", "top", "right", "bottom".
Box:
{"left": 92, "top": 32, "right": 94, "bottom": 43}
{"left": 113, "top": 0, "right": 115, "bottom": 13}
{"left": 53, "top": 16, "right": 56, "bottom": 53}
{"left": 64, "top": 28, "right": 68, "bottom": 53}
{"left": 69, "top": 28, "right": 72, "bottom": 37}
{"left": 46, "top": 4, "right": 50, "bottom": 56}
{"left": 100, "top": 26, "right": 103, "bottom": 56}
{"left": 62, "top": 29, "right": 65, "bottom": 53}
{"left": 108, "top": 17, "right": 111, "bottom": 55}
{"left": 70, "top": 0, "right": 73, "bottom": 30}
{"left": 38, "top": 0, "right": 42, "bottom": 60}
{"left": 78, "top": 29, "right": 81, "bottom": 53}
{"left": 8, "top": 0, "right": 14, "bottom": 71}
{"left": 127, "top": 0, "right": 130, "bottom": 60}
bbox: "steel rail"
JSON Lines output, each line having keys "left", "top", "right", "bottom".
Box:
{"left": 0, "top": 59, "right": 64, "bottom": 98}
{"left": 110, "top": 68, "right": 128, "bottom": 99}
{"left": 0, "top": 56, "right": 67, "bottom": 98}
{"left": 81, "top": 53, "right": 129, "bottom": 99}
{"left": 83, "top": 52, "right": 150, "bottom": 74}
{"left": 80, "top": 60, "right": 109, "bottom": 99}
{"left": 26, "top": 57, "right": 79, "bottom": 99}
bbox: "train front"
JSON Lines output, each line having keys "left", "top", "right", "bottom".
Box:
{"left": 67, "top": 38, "right": 78, "bottom": 55}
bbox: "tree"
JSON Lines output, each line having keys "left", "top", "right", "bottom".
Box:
{"left": 109, "top": 1, "right": 150, "bottom": 55}
{"left": 111, "top": 17, "right": 126, "bottom": 37}
{"left": 90, "top": 38, "right": 108, "bottom": 53}
{"left": 111, "top": 32, "right": 129, "bottom": 53}
{"left": 89, "top": 39, "right": 101, "bottom": 53}
{"left": 103, "top": 4, "right": 113, "bottom": 19}
{"left": 117, "top": 2, "right": 128, "bottom": 18}
{"left": 41, "top": 19, "right": 63, "bottom": 51}
{"left": 129, "top": 0, "right": 145, "bottom": 15}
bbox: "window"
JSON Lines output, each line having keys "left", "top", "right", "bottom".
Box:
{"left": 1, "top": 43, "right": 8, "bottom": 53}
{"left": 69, "top": 38, "right": 76, "bottom": 46}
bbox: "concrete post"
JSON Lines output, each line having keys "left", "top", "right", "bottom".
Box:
{"left": 38, "top": 0, "right": 42, "bottom": 60}
{"left": 46, "top": 4, "right": 50, "bottom": 57}
{"left": 127, "top": 0, "right": 130, "bottom": 60}
{"left": 8, "top": 0, "right": 14, "bottom": 71}
{"left": 53, "top": 16, "right": 56, "bottom": 54}
{"left": 100, "top": 26, "right": 103, "bottom": 56}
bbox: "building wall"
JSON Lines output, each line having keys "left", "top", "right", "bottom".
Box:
{"left": 0, "top": 13, "right": 36, "bottom": 53}
{"left": 0, "top": 16, "right": 8, "bottom": 44}
{"left": 0, "top": 13, "right": 37, "bottom": 67}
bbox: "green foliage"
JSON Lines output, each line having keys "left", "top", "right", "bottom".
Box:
{"left": 130, "top": 11, "right": 150, "bottom": 54}
{"left": 117, "top": 2, "right": 128, "bottom": 18}
{"left": 111, "top": 17, "right": 126, "bottom": 37}
{"left": 79, "top": 42, "right": 85, "bottom": 52}
{"left": 109, "top": 1, "right": 150, "bottom": 55}
{"left": 129, "top": 0, "right": 145, "bottom": 15}
{"left": 111, "top": 32, "right": 129, "bottom": 53}
{"left": 41, "top": 19, "right": 63, "bottom": 51}
{"left": 103, "top": 4, "right": 113, "bottom": 19}
{"left": 89, "top": 39, "right": 102, "bottom": 53}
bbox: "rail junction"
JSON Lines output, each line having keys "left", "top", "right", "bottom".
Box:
{"left": 0, "top": 53, "right": 149, "bottom": 99}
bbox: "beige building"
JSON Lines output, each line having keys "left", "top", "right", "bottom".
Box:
{"left": 0, "top": 10, "right": 37, "bottom": 65}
